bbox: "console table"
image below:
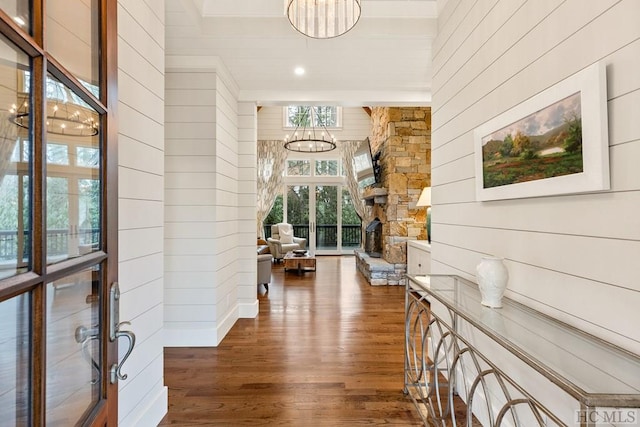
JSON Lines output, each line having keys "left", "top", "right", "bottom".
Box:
{"left": 405, "top": 274, "right": 640, "bottom": 426}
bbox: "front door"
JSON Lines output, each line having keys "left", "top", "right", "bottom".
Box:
{"left": 0, "top": 1, "right": 119, "bottom": 425}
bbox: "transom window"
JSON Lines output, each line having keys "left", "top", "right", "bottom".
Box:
{"left": 284, "top": 105, "right": 342, "bottom": 129}
{"left": 286, "top": 159, "right": 340, "bottom": 177}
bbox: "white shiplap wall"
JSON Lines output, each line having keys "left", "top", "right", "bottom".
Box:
{"left": 237, "top": 102, "right": 259, "bottom": 317}
{"left": 431, "top": 0, "right": 640, "bottom": 356}
{"left": 117, "top": 0, "right": 167, "bottom": 425}
{"left": 164, "top": 58, "right": 257, "bottom": 347}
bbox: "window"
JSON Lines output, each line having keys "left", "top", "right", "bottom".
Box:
{"left": 286, "top": 160, "right": 311, "bottom": 176}
{"left": 76, "top": 146, "right": 99, "bottom": 168}
{"left": 284, "top": 106, "right": 342, "bottom": 129}
{"left": 315, "top": 160, "right": 339, "bottom": 176}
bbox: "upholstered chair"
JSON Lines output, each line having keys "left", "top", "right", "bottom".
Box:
{"left": 257, "top": 254, "right": 273, "bottom": 291}
{"left": 266, "top": 223, "right": 307, "bottom": 261}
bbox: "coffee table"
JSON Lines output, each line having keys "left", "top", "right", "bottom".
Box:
{"left": 283, "top": 251, "right": 316, "bottom": 275}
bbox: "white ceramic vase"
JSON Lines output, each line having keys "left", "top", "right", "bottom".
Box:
{"left": 476, "top": 256, "right": 509, "bottom": 308}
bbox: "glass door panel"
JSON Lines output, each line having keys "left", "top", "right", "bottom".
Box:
{"left": 46, "top": 74, "right": 100, "bottom": 264}
{"left": 341, "top": 188, "right": 361, "bottom": 252}
{"left": 46, "top": 266, "right": 101, "bottom": 426}
{"left": 46, "top": 0, "right": 100, "bottom": 91}
{"left": 0, "top": 174, "right": 30, "bottom": 279}
{"left": 78, "top": 179, "right": 99, "bottom": 252}
{"left": 315, "top": 185, "right": 338, "bottom": 253}
{"left": 0, "top": 1, "right": 30, "bottom": 33}
{"left": 0, "top": 293, "right": 30, "bottom": 426}
{"left": 46, "top": 176, "right": 70, "bottom": 261}
{"left": 0, "top": 36, "right": 31, "bottom": 279}
{"left": 0, "top": 1, "right": 117, "bottom": 424}
{"left": 284, "top": 183, "right": 360, "bottom": 254}
{"left": 263, "top": 194, "right": 283, "bottom": 239}
{"left": 286, "top": 185, "right": 310, "bottom": 246}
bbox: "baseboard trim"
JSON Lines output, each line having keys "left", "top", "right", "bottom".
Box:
{"left": 164, "top": 306, "right": 240, "bottom": 347}
{"left": 119, "top": 384, "right": 168, "bottom": 427}
{"left": 238, "top": 300, "right": 259, "bottom": 318}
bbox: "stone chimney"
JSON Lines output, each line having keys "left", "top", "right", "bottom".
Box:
{"left": 369, "top": 107, "right": 431, "bottom": 264}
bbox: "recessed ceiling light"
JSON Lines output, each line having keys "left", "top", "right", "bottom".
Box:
{"left": 294, "top": 67, "right": 305, "bottom": 76}
{"left": 13, "top": 16, "right": 26, "bottom": 27}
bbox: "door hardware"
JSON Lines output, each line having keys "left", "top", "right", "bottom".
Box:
{"left": 75, "top": 324, "right": 100, "bottom": 384}
{"left": 109, "top": 282, "right": 136, "bottom": 384}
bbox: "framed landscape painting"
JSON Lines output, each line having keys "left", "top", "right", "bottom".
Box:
{"left": 474, "top": 62, "right": 610, "bottom": 201}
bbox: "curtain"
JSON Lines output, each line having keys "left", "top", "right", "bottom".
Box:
{"left": 0, "top": 112, "right": 18, "bottom": 186}
{"left": 340, "top": 140, "right": 371, "bottom": 240}
{"left": 256, "top": 140, "right": 288, "bottom": 237}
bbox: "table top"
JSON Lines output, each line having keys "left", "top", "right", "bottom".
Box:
{"left": 284, "top": 251, "right": 314, "bottom": 260}
{"left": 407, "top": 274, "right": 640, "bottom": 407}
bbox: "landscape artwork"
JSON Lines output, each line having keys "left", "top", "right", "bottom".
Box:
{"left": 481, "top": 92, "right": 583, "bottom": 189}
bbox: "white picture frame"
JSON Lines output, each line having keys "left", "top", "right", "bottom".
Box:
{"left": 474, "top": 62, "right": 609, "bottom": 202}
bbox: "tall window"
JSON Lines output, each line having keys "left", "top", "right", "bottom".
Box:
{"left": 284, "top": 106, "right": 342, "bottom": 129}
{"left": 264, "top": 158, "right": 362, "bottom": 252}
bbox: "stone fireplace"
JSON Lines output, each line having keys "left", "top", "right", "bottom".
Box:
{"left": 355, "top": 107, "right": 431, "bottom": 285}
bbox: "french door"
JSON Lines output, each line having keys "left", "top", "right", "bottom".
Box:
{"left": 0, "top": 2, "right": 119, "bottom": 426}
{"left": 286, "top": 184, "right": 361, "bottom": 255}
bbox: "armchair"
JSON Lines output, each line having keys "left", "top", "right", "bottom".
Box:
{"left": 257, "top": 254, "right": 273, "bottom": 291}
{"left": 267, "top": 223, "right": 307, "bottom": 261}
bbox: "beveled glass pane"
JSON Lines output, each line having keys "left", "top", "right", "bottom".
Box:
{"left": 0, "top": 34, "right": 31, "bottom": 279}
{"left": 46, "top": 75, "right": 100, "bottom": 264}
{"left": 0, "top": 1, "right": 30, "bottom": 33}
{"left": 46, "top": 266, "right": 101, "bottom": 426}
{"left": 46, "top": 0, "right": 100, "bottom": 93}
{"left": 0, "top": 293, "right": 31, "bottom": 426}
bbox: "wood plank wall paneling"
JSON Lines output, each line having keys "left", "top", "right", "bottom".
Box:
{"left": 164, "top": 68, "right": 258, "bottom": 346}
{"left": 237, "top": 102, "right": 258, "bottom": 316}
{"left": 117, "top": 1, "right": 168, "bottom": 426}
{"left": 164, "top": 70, "right": 219, "bottom": 344}
{"left": 431, "top": 0, "right": 640, "bottom": 356}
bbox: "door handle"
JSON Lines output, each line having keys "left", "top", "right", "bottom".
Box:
{"left": 110, "top": 323, "right": 135, "bottom": 383}
{"left": 109, "top": 282, "right": 136, "bottom": 384}
{"left": 75, "top": 324, "right": 100, "bottom": 384}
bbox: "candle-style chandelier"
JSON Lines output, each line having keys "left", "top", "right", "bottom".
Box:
{"left": 284, "top": 106, "right": 337, "bottom": 153}
{"left": 10, "top": 76, "right": 99, "bottom": 137}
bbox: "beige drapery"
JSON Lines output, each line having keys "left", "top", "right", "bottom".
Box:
{"left": 340, "top": 140, "right": 370, "bottom": 243}
{"left": 256, "top": 140, "right": 288, "bottom": 237}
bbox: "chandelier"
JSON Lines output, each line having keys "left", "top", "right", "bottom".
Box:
{"left": 10, "top": 78, "right": 99, "bottom": 137}
{"left": 284, "top": 106, "right": 337, "bottom": 153}
{"left": 286, "top": 0, "right": 362, "bottom": 39}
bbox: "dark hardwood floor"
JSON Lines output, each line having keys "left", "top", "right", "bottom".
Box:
{"left": 159, "top": 255, "right": 425, "bottom": 426}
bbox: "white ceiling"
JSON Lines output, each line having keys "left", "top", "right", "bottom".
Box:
{"left": 165, "top": 0, "right": 438, "bottom": 106}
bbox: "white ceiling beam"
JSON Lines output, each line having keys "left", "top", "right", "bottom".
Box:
{"left": 241, "top": 89, "right": 431, "bottom": 107}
